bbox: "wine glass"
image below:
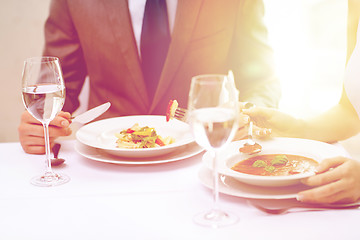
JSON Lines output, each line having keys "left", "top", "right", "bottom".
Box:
{"left": 21, "top": 56, "right": 70, "bottom": 187}
{"left": 188, "top": 73, "right": 239, "bottom": 228}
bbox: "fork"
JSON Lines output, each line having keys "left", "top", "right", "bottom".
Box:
{"left": 174, "top": 106, "right": 188, "bottom": 122}
{"left": 248, "top": 200, "right": 360, "bottom": 215}
{"left": 172, "top": 71, "right": 236, "bottom": 122}
{"left": 172, "top": 102, "right": 253, "bottom": 123}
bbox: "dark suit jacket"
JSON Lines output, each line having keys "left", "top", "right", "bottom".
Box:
{"left": 43, "top": 0, "right": 280, "bottom": 119}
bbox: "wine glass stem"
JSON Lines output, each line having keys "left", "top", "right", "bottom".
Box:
{"left": 212, "top": 150, "right": 220, "bottom": 211}
{"left": 43, "top": 122, "right": 53, "bottom": 175}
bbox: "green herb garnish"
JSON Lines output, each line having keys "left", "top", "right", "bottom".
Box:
{"left": 252, "top": 160, "right": 267, "bottom": 168}
{"left": 271, "top": 155, "right": 288, "bottom": 166}
{"left": 265, "top": 165, "right": 276, "bottom": 173}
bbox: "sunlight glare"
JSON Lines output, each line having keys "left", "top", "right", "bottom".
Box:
{"left": 263, "top": 0, "right": 347, "bottom": 118}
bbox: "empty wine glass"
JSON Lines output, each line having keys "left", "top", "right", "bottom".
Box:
{"left": 188, "top": 73, "right": 239, "bottom": 227}
{"left": 21, "top": 56, "right": 70, "bottom": 187}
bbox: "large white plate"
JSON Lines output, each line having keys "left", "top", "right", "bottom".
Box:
{"left": 76, "top": 115, "right": 194, "bottom": 158}
{"left": 202, "top": 137, "right": 350, "bottom": 187}
{"left": 75, "top": 141, "right": 204, "bottom": 165}
{"left": 198, "top": 167, "right": 310, "bottom": 199}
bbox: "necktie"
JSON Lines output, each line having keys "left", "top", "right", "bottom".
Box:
{"left": 140, "top": 0, "right": 171, "bottom": 100}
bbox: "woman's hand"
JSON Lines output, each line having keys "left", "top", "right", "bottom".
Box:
{"left": 234, "top": 103, "right": 272, "bottom": 141}
{"left": 242, "top": 106, "right": 305, "bottom": 138}
{"left": 297, "top": 157, "right": 360, "bottom": 204}
{"left": 233, "top": 113, "right": 250, "bottom": 140}
{"left": 18, "top": 111, "right": 72, "bottom": 154}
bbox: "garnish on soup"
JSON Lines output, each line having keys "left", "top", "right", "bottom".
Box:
{"left": 232, "top": 154, "right": 318, "bottom": 176}
{"left": 115, "top": 123, "right": 175, "bottom": 149}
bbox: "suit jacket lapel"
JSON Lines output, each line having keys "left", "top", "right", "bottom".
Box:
{"left": 150, "top": 0, "right": 204, "bottom": 112}
{"left": 101, "top": 0, "right": 150, "bottom": 108}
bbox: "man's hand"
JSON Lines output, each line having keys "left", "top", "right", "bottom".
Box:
{"left": 18, "top": 111, "right": 72, "bottom": 154}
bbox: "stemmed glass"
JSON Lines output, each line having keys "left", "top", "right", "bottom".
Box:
{"left": 21, "top": 56, "right": 70, "bottom": 187}
{"left": 188, "top": 73, "right": 239, "bottom": 228}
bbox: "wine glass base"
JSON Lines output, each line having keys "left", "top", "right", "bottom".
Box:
{"left": 31, "top": 172, "right": 70, "bottom": 187}
{"left": 193, "top": 209, "right": 238, "bottom": 228}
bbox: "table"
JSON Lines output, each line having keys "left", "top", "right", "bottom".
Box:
{"left": 1, "top": 140, "right": 360, "bottom": 240}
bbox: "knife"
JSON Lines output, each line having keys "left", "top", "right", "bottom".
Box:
{"left": 72, "top": 102, "right": 111, "bottom": 124}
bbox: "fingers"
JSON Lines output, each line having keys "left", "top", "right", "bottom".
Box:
{"left": 242, "top": 106, "right": 272, "bottom": 121}
{"left": 239, "top": 113, "right": 250, "bottom": 126}
{"left": 20, "top": 140, "right": 47, "bottom": 155}
{"left": 253, "top": 125, "right": 272, "bottom": 138}
{"left": 50, "top": 111, "right": 72, "bottom": 128}
{"left": 233, "top": 113, "right": 250, "bottom": 140}
{"left": 20, "top": 110, "right": 40, "bottom": 125}
{"left": 20, "top": 111, "right": 71, "bottom": 127}
{"left": 314, "top": 157, "right": 347, "bottom": 173}
{"left": 49, "top": 112, "right": 72, "bottom": 137}
{"left": 18, "top": 129, "right": 58, "bottom": 155}
{"left": 239, "top": 102, "right": 255, "bottom": 110}
{"left": 297, "top": 181, "right": 346, "bottom": 204}
{"left": 298, "top": 178, "right": 360, "bottom": 204}
{"left": 233, "top": 126, "right": 247, "bottom": 140}
{"left": 18, "top": 111, "right": 72, "bottom": 154}
{"left": 20, "top": 111, "right": 72, "bottom": 137}
{"left": 242, "top": 107, "right": 275, "bottom": 132}
{"left": 239, "top": 110, "right": 272, "bottom": 137}
{"left": 301, "top": 166, "right": 343, "bottom": 187}
{"left": 301, "top": 157, "right": 348, "bottom": 187}
{"left": 58, "top": 111, "right": 72, "bottom": 119}
{"left": 298, "top": 157, "right": 360, "bottom": 204}
{"left": 233, "top": 113, "right": 271, "bottom": 140}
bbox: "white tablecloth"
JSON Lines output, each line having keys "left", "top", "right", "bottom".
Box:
{"left": 0, "top": 140, "right": 359, "bottom": 240}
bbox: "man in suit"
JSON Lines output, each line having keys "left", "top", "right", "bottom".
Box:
{"left": 18, "top": 0, "right": 281, "bottom": 154}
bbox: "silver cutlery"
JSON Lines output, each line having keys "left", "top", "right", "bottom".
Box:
{"left": 239, "top": 121, "right": 262, "bottom": 154}
{"left": 71, "top": 102, "right": 111, "bottom": 124}
{"left": 50, "top": 102, "right": 111, "bottom": 166}
{"left": 174, "top": 106, "right": 187, "bottom": 122}
{"left": 173, "top": 103, "right": 263, "bottom": 156}
{"left": 51, "top": 143, "right": 65, "bottom": 166}
{"left": 248, "top": 200, "right": 360, "bottom": 215}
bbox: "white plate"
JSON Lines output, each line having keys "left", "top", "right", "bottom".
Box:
{"left": 75, "top": 141, "right": 204, "bottom": 165}
{"left": 76, "top": 115, "right": 194, "bottom": 158}
{"left": 202, "top": 137, "right": 350, "bottom": 187}
{"left": 198, "top": 167, "right": 310, "bottom": 199}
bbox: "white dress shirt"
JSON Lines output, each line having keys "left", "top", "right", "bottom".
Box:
{"left": 128, "top": 0, "right": 178, "bottom": 56}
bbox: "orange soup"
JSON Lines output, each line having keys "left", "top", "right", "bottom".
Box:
{"left": 231, "top": 154, "right": 318, "bottom": 176}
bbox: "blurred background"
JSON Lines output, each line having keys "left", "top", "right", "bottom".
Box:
{"left": 264, "top": 0, "right": 346, "bottom": 118}
{"left": 0, "top": 0, "right": 357, "bottom": 150}
{"left": 1, "top": 0, "right": 50, "bottom": 143}
{"left": 0, "top": 0, "right": 88, "bottom": 143}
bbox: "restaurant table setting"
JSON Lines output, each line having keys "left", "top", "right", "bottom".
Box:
{"left": 1, "top": 137, "right": 360, "bottom": 240}
{"left": 5, "top": 64, "right": 359, "bottom": 239}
